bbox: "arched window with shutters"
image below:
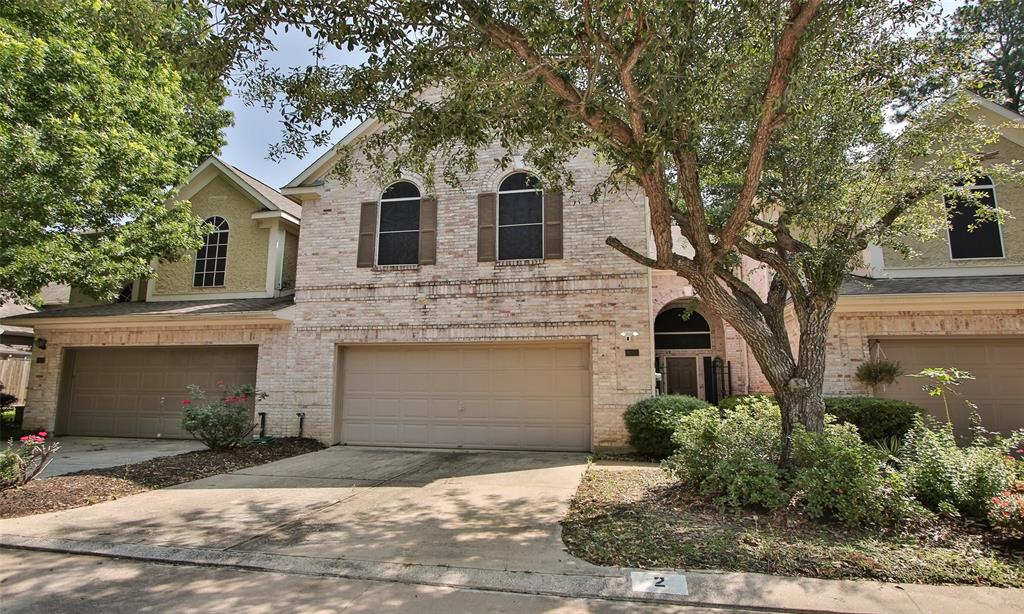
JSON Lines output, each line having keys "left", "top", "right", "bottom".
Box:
{"left": 193, "top": 216, "right": 229, "bottom": 287}
{"left": 654, "top": 308, "right": 712, "bottom": 350}
{"left": 377, "top": 181, "right": 421, "bottom": 265}
{"left": 497, "top": 172, "right": 544, "bottom": 261}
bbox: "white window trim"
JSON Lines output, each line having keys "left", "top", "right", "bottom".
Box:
{"left": 496, "top": 180, "right": 545, "bottom": 262}
{"left": 194, "top": 217, "right": 229, "bottom": 288}
{"left": 375, "top": 184, "right": 421, "bottom": 266}
{"left": 946, "top": 179, "right": 1006, "bottom": 261}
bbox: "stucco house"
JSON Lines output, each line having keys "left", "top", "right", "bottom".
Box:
{"left": 4, "top": 94, "right": 1022, "bottom": 449}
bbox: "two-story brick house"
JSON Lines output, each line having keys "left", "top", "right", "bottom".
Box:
{"left": 5, "top": 94, "right": 1022, "bottom": 448}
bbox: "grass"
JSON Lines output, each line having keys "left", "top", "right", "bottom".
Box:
{"left": 562, "top": 466, "right": 1024, "bottom": 587}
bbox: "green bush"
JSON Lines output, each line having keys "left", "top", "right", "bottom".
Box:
{"left": 899, "top": 417, "right": 1019, "bottom": 518}
{"left": 717, "top": 394, "right": 776, "bottom": 413}
{"left": 181, "top": 383, "right": 265, "bottom": 451}
{"left": 824, "top": 396, "right": 922, "bottom": 443}
{"left": 791, "top": 421, "right": 896, "bottom": 526}
{"left": 665, "top": 399, "right": 788, "bottom": 509}
{"left": 624, "top": 395, "right": 711, "bottom": 459}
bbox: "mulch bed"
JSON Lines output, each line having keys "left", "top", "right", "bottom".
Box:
{"left": 562, "top": 466, "right": 1024, "bottom": 587}
{"left": 0, "top": 438, "right": 325, "bottom": 519}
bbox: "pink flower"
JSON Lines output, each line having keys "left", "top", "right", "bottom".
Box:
{"left": 38, "top": 431, "right": 47, "bottom": 437}
{"left": 181, "top": 399, "right": 191, "bottom": 405}
{"left": 216, "top": 380, "right": 224, "bottom": 386}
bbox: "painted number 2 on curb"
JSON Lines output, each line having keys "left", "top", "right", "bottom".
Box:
{"left": 630, "top": 571, "right": 688, "bottom": 595}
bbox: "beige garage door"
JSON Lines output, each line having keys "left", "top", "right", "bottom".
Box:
{"left": 877, "top": 338, "right": 1024, "bottom": 436}
{"left": 339, "top": 343, "right": 591, "bottom": 451}
{"left": 60, "top": 346, "right": 258, "bottom": 438}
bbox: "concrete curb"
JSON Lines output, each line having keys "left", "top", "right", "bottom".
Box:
{"left": 0, "top": 533, "right": 948, "bottom": 614}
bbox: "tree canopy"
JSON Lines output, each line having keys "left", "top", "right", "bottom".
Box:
{"left": 211, "top": 0, "right": 1022, "bottom": 461}
{"left": 953, "top": 0, "right": 1023, "bottom": 114}
{"left": 0, "top": 0, "right": 232, "bottom": 303}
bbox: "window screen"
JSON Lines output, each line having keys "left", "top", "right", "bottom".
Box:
{"left": 378, "top": 181, "right": 420, "bottom": 265}
{"left": 498, "top": 172, "right": 543, "bottom": 260}
{"left": 193, "top": 216, "right": 229, "bottom": 287}
{"left": 947, "top": 177, "right": 1003, "bottom": 260}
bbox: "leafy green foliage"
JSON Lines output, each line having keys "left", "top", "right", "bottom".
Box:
{"left": 988, "top": 484, "right": 1024, "bottom": 539}
{"left": 717, "top": 394, "right": 777, "bottom": 413}
{"left": 824, "top": 396, "right": 923, "bottom": 443}
{"left": 181, "top": 383, "right": 265, "bottom": 452}
{"left": 0, "top": 0, "right": 231, "bottom": 303}
{"left": 664, "top": 401, "right": 788, "bottom": 510}
{"left": 952, "top": 0, "right": 1023, "bottom": 114}
{"left": 854, "top": 360, "right": 903, "bottom": 388}
{"left": 623, "top": 395, "right": 711, "bottom": 459}
{"left": 899, "top": 417, "right": 1019, "bottom": 518}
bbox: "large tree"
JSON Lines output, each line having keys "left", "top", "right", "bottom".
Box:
{"left": 953, "top": 0, "right": 1023, "bottom": 114}
{"left": 0, "top": 0, "right": 232, "bottom": 303}
{"left": 212, "top": 0, "right": 1019, "bottom": 463}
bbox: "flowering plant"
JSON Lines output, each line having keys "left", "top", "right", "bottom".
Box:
{"left": 1, "top": 431, "right": 60, "bottom": 491}
{"left": 181, "top": 382, "right": 266, "bottom": 451}
{"left": 988, "top": 483, "right": 1024, "bottom": 539}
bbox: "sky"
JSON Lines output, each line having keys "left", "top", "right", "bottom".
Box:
{"left": 218, "top": 29, "right": 364, "bottom": 188}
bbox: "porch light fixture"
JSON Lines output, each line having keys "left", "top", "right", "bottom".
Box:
{"left": 620, "top": 331, "right": 640, "bottom": 340}
{"left": 35, "top": 337, "right": 47, "bottom": 350}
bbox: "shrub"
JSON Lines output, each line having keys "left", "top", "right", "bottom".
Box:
{"left": 0, "top": 383, "right": 16, "bottom": 411}
{"left": 665, "top": 399, "right": 788, "bottom": 509}
{"left": 824, "top": 396, "right": 922, "bottom": 443}
{"left": 790, "top": 421, "right": 893, "bottom": 526}
{"left": 0, "top": 431, "right": 60, "bottom": 491}
{"left": 988, "top": 484, "right": 1024, "bottom": 538}
{"left": 717, "top": 394, "right": 776, "bottom": 413}
{"left": 899, "top": 417, "right": 1019, "bottom": 518}
{"left": 181, "top": 383, "right": 265, "bottom": 451}
{"left": 624, "top": 395, "right": 711, "bottom": 459}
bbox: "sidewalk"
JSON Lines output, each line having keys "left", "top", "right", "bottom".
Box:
{"left": 2, "top": 533, "right": 1017, "bottom": 613}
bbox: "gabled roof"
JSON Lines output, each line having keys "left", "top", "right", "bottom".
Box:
{"left": 964, "top": 91, "right": 1024, "bottom": 148}
{"left": 283, "top": 117, "right": 380, "bottom": 190}
{"left": 178, "top": 157, "right": 302, "bottom": 222}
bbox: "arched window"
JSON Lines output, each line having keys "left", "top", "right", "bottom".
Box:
{"left": 377, "top": 181, "right": 420, "bottom": 265}
{"left": 193, "top": 216, "right": 229, "bottom": 287}
{"left": 655, "top": 308, "right": 712, "bottom": 350}
{"left": 946, "top": 175, "right": 1004, "bottom": 260}
{"left": 497, "top": 172, "right": 543, "bottom": 260}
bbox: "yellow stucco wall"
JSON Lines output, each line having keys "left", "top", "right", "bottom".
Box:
{"left": 282, "top": 230, "right": 299, "bottom": 290}
{"left": 152, "top": 175, "right": 270, "bottom": 297}
{"left": 884, "top": 132, "right": 1024, "bottom": 271}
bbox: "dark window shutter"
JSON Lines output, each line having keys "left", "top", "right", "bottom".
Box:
{"left": 543, "top": 191, "right": 563, "bottom": 259}
{"left": 357, "top": 201, "right": 377, "bottom": 267}
{"left": 418, "top": 196, "right": 437, "bottom": 265}
{"left": 477, "top": 192, "right": 496, "bottom": 262}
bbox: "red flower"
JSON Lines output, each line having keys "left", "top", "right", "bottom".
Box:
{"left": 181, "top": 399, "right": 191, "bottom": 405}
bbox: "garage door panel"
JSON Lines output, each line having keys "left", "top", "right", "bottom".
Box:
{"left": 878, "top": 338, "right": 1024, "bottom": 437}
{"left": 340, "top": 343, "right": 591, "bottom": 451}
{"left": 63, "top": 347, "right": 257, "bottom": 439}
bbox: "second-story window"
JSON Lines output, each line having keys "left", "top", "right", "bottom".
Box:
{"left": 947, "top": 175, "right": 1004, "bottom": 260}
{"left": 193, "top": 216, "right": 229, "bottom": 287}
{"left": 377, "top": 181, "right": 420, "bottom": 265}
{"left": 497, "top": 172, "right": 543, "bottom": 261}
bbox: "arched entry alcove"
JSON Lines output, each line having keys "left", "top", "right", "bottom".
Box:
{"left": 654, "top": 304, "right": 729, "bottom": 401}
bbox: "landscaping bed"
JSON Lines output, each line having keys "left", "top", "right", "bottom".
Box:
{"left": 0, "top": 438, "right": 324, "bottom": 519}
{"left": 562, "top": 465, "right": 1024, "bottom": 587}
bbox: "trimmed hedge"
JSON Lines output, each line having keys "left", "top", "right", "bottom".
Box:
{"left": 824, "top": 396, "right": 923, "bottom": 443}
{"left": 624, "top": 395, "right": 712, "bottom": 459}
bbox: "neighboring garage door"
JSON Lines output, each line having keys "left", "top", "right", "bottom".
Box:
{"left": 60, "top": 346, "right": 258, "bottom": 438}
{"left": 877, "top": 338, "right": 1024, "bottom": 436}
{"left": 339, "top": 343, "right": 591, "bottom": 451}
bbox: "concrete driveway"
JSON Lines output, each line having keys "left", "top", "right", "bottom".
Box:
{"left": 1, "top": 446, "right": 594, "bottom": 573}
{"left": 43, "top": 437, "right": 206, "bottom": 476}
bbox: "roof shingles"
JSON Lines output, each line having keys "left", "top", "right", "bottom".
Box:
{"left": 841, "top": 274, "right": 1024, "bottom": 296}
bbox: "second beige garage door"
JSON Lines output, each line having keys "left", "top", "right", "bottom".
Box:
{"left": 877, "top": 337, "right": 1024, "bottom": 436}
{"left": 59, "top": 346, "right": 258, "bottom": 438}
{"left": 339, "top": 343, "right": 591, "bottom": 451}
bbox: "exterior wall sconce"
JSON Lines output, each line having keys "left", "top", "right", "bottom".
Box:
{"left": 35, "top": 337, "right": 47, "bottom": 350}
{"left": 619, "top": 331, "right": 640, "bottom": 341}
